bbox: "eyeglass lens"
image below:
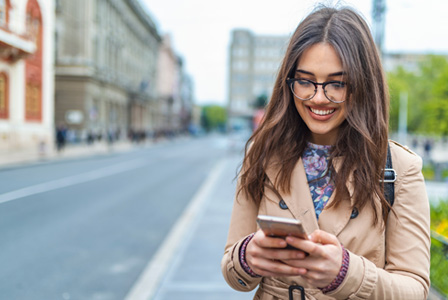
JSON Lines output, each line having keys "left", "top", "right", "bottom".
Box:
{"left": 290, "top": 79, "right": 346, "bottom": 103}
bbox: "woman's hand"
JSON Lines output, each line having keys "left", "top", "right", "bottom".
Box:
{"left": 282, "top": 229, "right": 343, "bottom": 288}
{"left": 245, "top": 229, "right": 308, "bottom": 277}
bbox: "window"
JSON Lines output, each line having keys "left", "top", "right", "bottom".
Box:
{"left": 232, "top": 61, "right": 248, "bottom": 71}
{"left": 0, "top": 72, "right": 8, "bottom": 119}
{"left": 0, "top": 0, "right": 9, "bottom": 27}
{"left": 25, "top": 0, "right": 43, "bottom": 122}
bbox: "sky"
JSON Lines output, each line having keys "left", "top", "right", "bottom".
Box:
{"left": 141, "top": 0, "right": 448, "bottom": 105}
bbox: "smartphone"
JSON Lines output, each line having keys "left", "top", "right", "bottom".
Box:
{"left": 256, "top": 215, "right": 309, "bottom": 240}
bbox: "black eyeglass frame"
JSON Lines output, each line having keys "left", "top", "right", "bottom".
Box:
{"left": 286, "top": 77, "right": 347, "bottom": 104}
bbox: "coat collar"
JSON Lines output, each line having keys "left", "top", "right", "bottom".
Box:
{"left": 265, "top": 156, "right": 354, "bottom": 237}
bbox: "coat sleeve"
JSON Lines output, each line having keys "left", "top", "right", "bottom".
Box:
{"left": 221, "top": 177, "right": 262, "bottom": 292}
{"left": 327, "top": 147, "right": 431, "bottom": 299}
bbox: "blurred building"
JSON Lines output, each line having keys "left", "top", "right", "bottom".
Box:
{"left": 227, "top": 29, "right": 288, "bottom": 130}
{"left": 156, "top": 35, "right": 194, "bottom": 136}
{"left": 382, "top": 52, "right": 448, "bottom": 72}
{"left": 0, "top": 0, "right": 54, "bottom": 153}
{"left": 54, "top": 0, "right": 161, "bottom": 141}
{"left": 179, "top": 71, "right": 194, "bottom": 133}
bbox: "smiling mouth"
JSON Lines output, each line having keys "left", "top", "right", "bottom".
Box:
{"left": 309, "top": 107, "right": 335, "bottom": 116}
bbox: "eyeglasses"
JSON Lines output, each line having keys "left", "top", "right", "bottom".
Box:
{"left": 286, "top": 78, "right": 347, "bottom": 103}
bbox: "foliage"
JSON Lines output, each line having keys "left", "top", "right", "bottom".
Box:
{"left": 430, "top": 199, "right": 448, "bottom": 295}
{"left": 387, "top": 55, "right": 448, "bottom": 136}
{"left": 421, "top": 163, "right": 448, "bottom": 181}
{"left": 431, "top": 237, "right": 448, "bottom": 296}
{"left": 200, "top": 105, "right": 227, "bottom": 132}
{"left": 422, "top": 164, "right": 435, "bottom": 180}
{"left": 431, "top": 199, "right": 448, "bottom": 232}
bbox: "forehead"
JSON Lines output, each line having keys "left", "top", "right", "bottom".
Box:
{"left": 296, "top": 43, "right": 344, "bottom": 76}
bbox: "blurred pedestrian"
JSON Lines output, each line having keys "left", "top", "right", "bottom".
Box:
{"left": 252, "top": 108, "right": 265, "bottom": 132}
{"left": 56, "top": 125, "right": 66, "bottom": 152}
{"left": 86, "top": 130, "right": 94, "bottom": 145}
{"left": 412, "top": 137, "right": 418, "bottom": 150}
{"left": 221, "top": 5, "right": 430, "bottom": 299}
{"left": 424, "top": 139, "right": 432, "bottom": 161}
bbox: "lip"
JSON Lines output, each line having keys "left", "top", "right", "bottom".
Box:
{"left": 306, "top": 105, "right": 337, "bottom": 121}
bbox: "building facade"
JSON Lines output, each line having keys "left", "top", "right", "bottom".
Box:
{"left": 156, "top": 34, "right": 194, "bottom": 135}
{"left": 227, "top": 29, "right": 288, "bottom": 130}
{"left": 55, "top": 0, "right": 161, "bottom": 141}
{"left": 0, "top": 0, "right": 54, "bottom": 153}
{"left": 382, "top": 52, "right": 448, "bottom": 73}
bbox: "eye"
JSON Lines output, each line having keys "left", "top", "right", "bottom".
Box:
{"left": 328, "top": 81, "right": 346, "bottom": 89}
{"left": 297, "top": 79, "right": 314, "bottom": 87}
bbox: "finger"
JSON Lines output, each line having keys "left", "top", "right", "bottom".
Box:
{"left": 252, "top": 257, "right": 306, "bottom": 277}
{"left": 254, "top": 231, "right": 288, "bottom": 249}
{"left": 283, "top": 256, "right": 327, "bottom": 271}
{"left": 261, "top": 248, "right": 307, "bottom": 261}
{"left": 284, "top": 236, "right": 324, "bottom": 256}
{"left": 309, "top": 230, "right": 340, "bottom": 246}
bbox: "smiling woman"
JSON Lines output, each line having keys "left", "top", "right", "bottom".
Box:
{"left": 221, "top": 5, "right": 430, "bottom": 300}
{"left": 290, "top": 43, "right": 347, "bottom": 145}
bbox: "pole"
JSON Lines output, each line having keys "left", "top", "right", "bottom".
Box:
{"left": 372, "top": 0, "right": 386, "bottom": 57}
{"left": 398, "top": 91, "right": 408, "bottom": 144}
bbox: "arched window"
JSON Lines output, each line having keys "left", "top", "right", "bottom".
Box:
{"left": 0, "top": 72, "right": 8, "bottom": 119}
{"left": 25, "top": 0, "right": 43, "bottom": 122}
{"left": 0, "top": 0, "right": 11, "bottom": 28}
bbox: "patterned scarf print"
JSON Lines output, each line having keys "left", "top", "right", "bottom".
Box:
{"left": 302, "top": 142, "right": 335, "bottom": 219}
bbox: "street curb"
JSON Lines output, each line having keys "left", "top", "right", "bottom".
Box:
{"left": 123, "top": 158, "right": 227, "bottom": 300}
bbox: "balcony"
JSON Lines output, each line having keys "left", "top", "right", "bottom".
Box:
{"left": 0, "top": 28, "right": 36, "bottom": 62}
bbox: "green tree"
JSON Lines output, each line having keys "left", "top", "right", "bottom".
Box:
{"left": 387, "top": 66, "right": 413, "bottom": 132}
{"left": 423, "top": 65, "right": 448, "bottom": 135}
{"left": 387, "top": 55, "right": 448, "bottom": 136}
{"left": 201, "top": 105, "right": 227, "bottom": 132}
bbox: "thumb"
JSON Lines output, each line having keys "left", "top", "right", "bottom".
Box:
{"left": 309, "top": 229, "right": 340, "bottom": 246}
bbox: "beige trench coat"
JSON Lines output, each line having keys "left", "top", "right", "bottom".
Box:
{"left": 221, "top": 141, "right": 430, "bottom": 299}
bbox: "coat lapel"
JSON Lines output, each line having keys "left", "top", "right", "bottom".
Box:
{"left": 265, "top": 158, "right": 319, "bottom": 235}
{"left": 318, "top": 156, "right": 354, "bottom": 237}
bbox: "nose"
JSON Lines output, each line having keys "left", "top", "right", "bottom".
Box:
{"left": 312, "top": 86, "right": 329, "bottom": 104}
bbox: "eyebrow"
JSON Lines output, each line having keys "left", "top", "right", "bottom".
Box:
{"left": 296, "top": 69, "right": 346, "bottom": 77}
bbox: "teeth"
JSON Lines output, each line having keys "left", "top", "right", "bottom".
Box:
{"left": 310, "top": 107, "right": 335, "bottom": 115}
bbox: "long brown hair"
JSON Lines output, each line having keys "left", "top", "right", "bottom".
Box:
{"left": 238, "top": 6, "right": 391, "bottom": 225}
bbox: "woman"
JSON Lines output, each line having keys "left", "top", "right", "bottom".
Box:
{"left": 221, "top": 6, "right": 430, "bottom": 300}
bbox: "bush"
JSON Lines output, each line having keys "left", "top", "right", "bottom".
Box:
{"left": 422, "top": 163, "right": 448, "bottom": 181}
{"left": 423, "top": 164, "right": 435, "bottom": 180}
{"left": 430, "top": 199, "right": 448, "bottom": 296}
{"left": 443, "top": 169, "right": 448, "bottom": 180}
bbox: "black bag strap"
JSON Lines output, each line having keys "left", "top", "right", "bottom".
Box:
{"left": 383, "top": 143, "right": 396, "bottom": 207}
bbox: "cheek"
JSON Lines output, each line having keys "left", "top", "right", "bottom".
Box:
{"left": 294, "top": 99, "right": 306, "bottom": 117}
{"left": 338, "top": 105, "right": 347, "bottom": 121}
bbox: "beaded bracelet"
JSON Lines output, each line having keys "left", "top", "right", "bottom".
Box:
{"left": 239, "top": 233, "right": 262, "bottom": 278}
{"left": 319, "top": 245, "right": 350, "bottom": 293}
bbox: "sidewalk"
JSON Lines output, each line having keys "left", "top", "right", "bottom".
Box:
{"left": 125, "top": 152, "right": 254, "bottom": 300}
{"left": 0, "top": 140, "right": 148, "bottom": 169}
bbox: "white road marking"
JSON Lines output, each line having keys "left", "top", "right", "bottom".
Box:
{"left": 0, "top": 158, "right": 149, "bottom": 204}
{"left": 123, "top": 158, "right": 226, "bottom": 300}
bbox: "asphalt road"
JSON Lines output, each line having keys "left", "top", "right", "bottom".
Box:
{"left": 0, "top": 135, "right": 234, "bottom": 300}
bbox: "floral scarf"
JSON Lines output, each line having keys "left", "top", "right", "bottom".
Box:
{"left": 302, "top": 142, "right": 335, "bottom": 219}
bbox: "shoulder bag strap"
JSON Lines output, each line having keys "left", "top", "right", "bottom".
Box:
{"left": 383, "top": 142, "right": 396, "bottom": 207}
